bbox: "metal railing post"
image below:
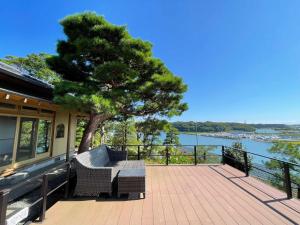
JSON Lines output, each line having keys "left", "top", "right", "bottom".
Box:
{"left": 166, "top": 147, "right": 169, "bottom": 165}
{"left": 203, "top": 151, "right": 206, "bottom": 161}
{"left": 0, "top": 190, "right": 9, "bottom": 225}
{"left": 40, "top": 174, "right": 48, "bottom": 221}
{"left": 298, "top": 185, "right": 300, "bottom": 199}
{"left": 243, "top": 151, "right": 249, "bottom": 177}
{"left": 222, "top": 146, "right": 225, "bottom": 165}
{"left": 64, "top": 163, "right": 71, "bottom": 199}
{"left": 194, "top": 145, "right": 197, "bottom": 165}
{"left": 283, "top": 163, "right": 292, "bottom": 199}
{"left": 138, "top": 145, "right": 140, "bottom": 160}
{"left": 122, "top": 145, "right": 125, "bottom": 151}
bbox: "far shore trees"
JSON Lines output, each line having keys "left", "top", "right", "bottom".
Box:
{"left": 48, "top": 12, "right": 188, "bottom": 153}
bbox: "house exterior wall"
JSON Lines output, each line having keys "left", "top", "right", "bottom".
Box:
{"left": 52, "top": 110, "right": 69, "bottom": 157}
{"left": 52, "top": 111, "right": 77, "bottom": 157}
{"left": 0, "top": 96, "right": 80, "bottom": 175}
{"left": 0, "top": 63, "right": 85, "bottom": 176}
{"left": 69, "top": 114, "right": 77, "bottom": 151}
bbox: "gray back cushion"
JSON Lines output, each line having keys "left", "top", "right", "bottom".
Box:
{"left": 76, "top": 145, "right": 110, "bottom": 167}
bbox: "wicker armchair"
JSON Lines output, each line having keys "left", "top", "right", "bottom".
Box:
{"left": 74, "top": 145, "right": 127, "bottom": 196}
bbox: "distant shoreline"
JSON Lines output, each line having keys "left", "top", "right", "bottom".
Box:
{"left": 180, "top": 131, "right": 300, "bottom": 143}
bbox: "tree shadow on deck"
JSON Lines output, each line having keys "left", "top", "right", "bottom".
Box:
{"left": 209, "top": 165, "right": 300, "bottom": 225}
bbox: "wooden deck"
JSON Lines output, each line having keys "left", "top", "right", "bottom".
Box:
{"left": 38, "top": 165, "right": 300, "bottom": 225}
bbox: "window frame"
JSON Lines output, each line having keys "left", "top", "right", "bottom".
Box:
{"left": 0, "top": 115, "right": 17, "bottom": 169}
{"left": 16, "top": 117, "right": 38, "bottom": 162}
{"left": 0, "top": 111, "right": 54, "bottom": 172}
{"left": 36, "top": 119, "right": 53, "bottom": 155}
{"left": 14, "top": 115, "right": 53, "bottom": 167}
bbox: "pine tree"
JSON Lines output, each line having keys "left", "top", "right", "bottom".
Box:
{"left": 48, "top": 12, "right": 188, "bottom": 153}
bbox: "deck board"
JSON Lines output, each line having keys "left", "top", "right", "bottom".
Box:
{"left": 37, "top": 165, "right": 300, "bottom": 225}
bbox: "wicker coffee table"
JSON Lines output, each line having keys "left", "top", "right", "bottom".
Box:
{"left": 117, "top": 168, "right": 145, "bottom": 198}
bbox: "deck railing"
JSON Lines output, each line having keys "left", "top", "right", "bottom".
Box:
{"left": 0, "top": 162, "right": 70, "bottom": 225}
{"left": 1, "top": 144, "right": 299, "bottom": 225}
{"left": 223, "top": 146, "right": 300, "bottom": 200}
{"left": 109, "top": 144, "right": 222, "bottom": 165}
{"left": 109, "top": 144, "right": 300, "bottom": 199}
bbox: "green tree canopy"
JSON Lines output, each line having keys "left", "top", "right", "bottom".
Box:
{"left": 268, "top": 141, "right": 300, "bottom": 164}
{"left": 0, "top": 53, "right": 60, "bottom": 84}
{"left": 136, "top": 118, "right": 168, "bottom": 156}
{"left": 136, "top": 118, "right": 167, "bottom": 144}
{"left": 265, "top": 141, "right": 300, "bottom": 190}
{"left": 163, "top": 124, "right": 180, "bottom": 145}
{"left": 48, "top": 12, "right": 188, "bottom": 153}
{"left": 110, "top": 120, "right": 139, "bottom": 147}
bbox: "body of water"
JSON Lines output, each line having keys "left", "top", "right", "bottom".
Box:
{"left": 160, "top": 133, "right": 277, "bottom": 163}
{"left": 255, "top": 128, "right": 280, "bottom": 134}
{"left": 179, "top": 133, "right": 272, "bottom": 155}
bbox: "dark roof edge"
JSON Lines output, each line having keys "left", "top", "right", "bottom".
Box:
{"left": 0, "top": 87, "right": 54, "bottom": 104}
{"left": 0, "top": 62, "right": 53, "bottom": 90}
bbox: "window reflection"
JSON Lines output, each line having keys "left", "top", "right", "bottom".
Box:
{"left": 36, "top": 120, "right": 52, "bottom": 154}
{"left": 0, "top": 116, "right": 17, "bottom": 167}
{"left": 16, "top": 118, "right": 37, "bottom": 162}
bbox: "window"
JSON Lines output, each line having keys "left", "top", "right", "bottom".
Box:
{"left": 36, "top": 119, "right": 52, "bottom": 154}
{"left": 16, "top": 118, "right": 37, "bottom": 162}
{"left": 1, "top": 115, "right": 53, "bottom": 164}
{"left": 0, "top": 116, "right": 17, "bottom": 167}
{"left": 56, "top": 124, "right": 65, "bottom": 138}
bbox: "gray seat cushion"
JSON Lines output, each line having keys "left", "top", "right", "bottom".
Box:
{"left": 118, "top": 168, "right": 145, "bottom": 177}
{"left": 123, "top": 160, "right": 145, "bottom": 169}
{"left": 76, "top": 145, "right": 110, "bottom": 168}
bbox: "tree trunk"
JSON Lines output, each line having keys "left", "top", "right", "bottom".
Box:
{"left": 78, "top": 113, "right": 108, "bottom": 154}
{"left": 99, "top": 123, "right": 105, "bottom": 144}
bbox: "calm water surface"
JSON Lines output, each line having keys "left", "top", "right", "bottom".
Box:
{"left": 255, "top": 128, "right": 280, "bottom": 134}
{"left": 160, "top": 133, "right": 277, "bottom": 163}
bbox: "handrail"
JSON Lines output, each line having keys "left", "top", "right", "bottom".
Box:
{"left": 111, "top": 144, "right": 300, "bottom": 199}
{"left": 111, "top": 144, "right": 300, "bottom": 168}
{"left": 109, "top": 144, "right": 222, "bottom": 147}
{"left": 224, "top": 146, "right": 300, "bottom": 167}
{"left": 223, "top": 146, "right": 300, "bottom": 198}
{"left": 7, "top": 162, "right": 69, "bottom": 193}
{"left": 1, "top": 143, "right": 299, "bottom": 225}
{"left": 0, "top": 161, "right": 70, "bottom": 225}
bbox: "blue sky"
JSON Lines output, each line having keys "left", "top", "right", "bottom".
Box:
{"left": 1, "top": 0, "right": 300, "bottom": 123}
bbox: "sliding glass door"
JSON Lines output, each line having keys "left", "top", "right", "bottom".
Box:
{"left": 16, "top": 118, "right": 37, "bottom": 162}
{"left": 36, "top": 119, "right": 52, "bottom": 154}
{"left": 0, "top": 116, "right": 17, "bottom": 167}
{"left": 0, "top": 114, "right": 53, "bottom": 166}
